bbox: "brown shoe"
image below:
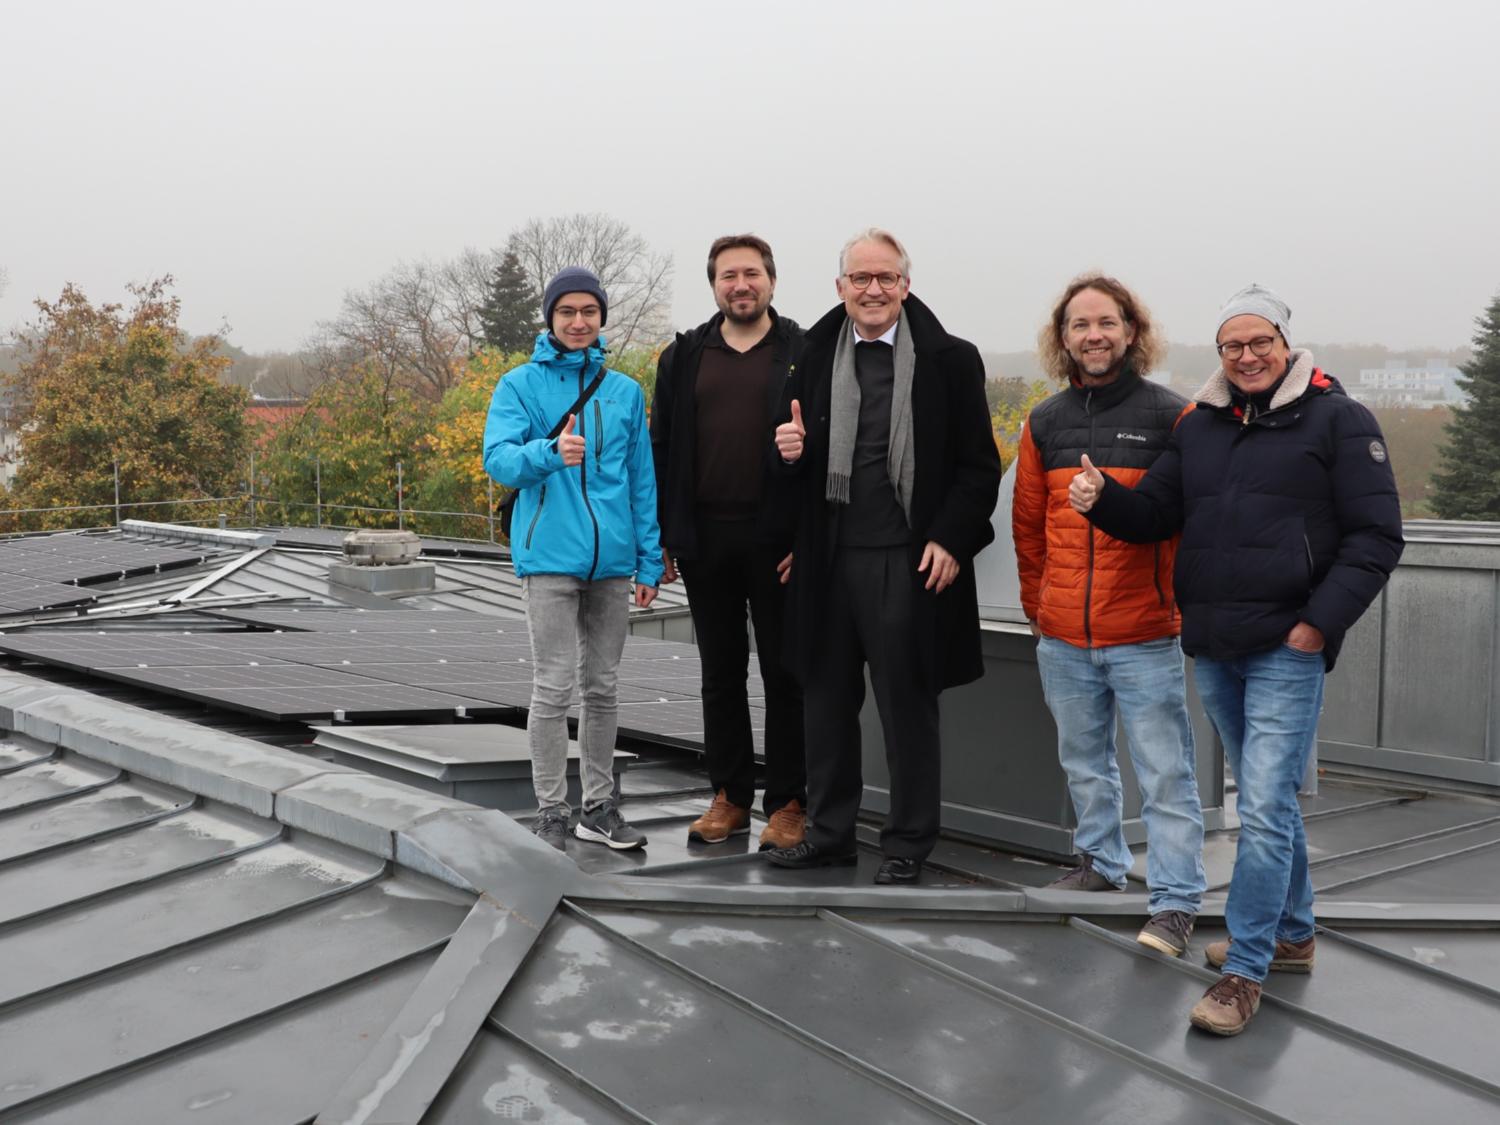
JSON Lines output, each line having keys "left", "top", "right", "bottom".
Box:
{"left": 758, "top": 799, "right": 807, "bottom": 851}
{"left": 1047, "top": 854, "right": 1125, "bottom": 892}
{"left": 687, "top": 789, "right": 751, "bottom": 844}
{"left": 1204, "top": 935, "right": 1315, "bottom": 974}
{"left": 1189, "top": 974, "right": 1263, "bottom": 1036}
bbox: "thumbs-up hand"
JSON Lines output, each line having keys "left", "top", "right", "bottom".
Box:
{"left": 557, "top": 414, "right": 586, "bottom": 467}
{"left": 775, "top": 399, "right": 805, "bottom": 463}
{"left": 1068, "top": 454, "right": 1106, "bottom": 514}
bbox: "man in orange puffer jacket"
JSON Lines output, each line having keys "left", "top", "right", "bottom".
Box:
{"left": 1013, "top": 273, "right": 1205, "bottom": 958}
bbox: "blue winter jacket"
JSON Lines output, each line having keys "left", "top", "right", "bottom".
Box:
{"left": 483, "top": 333, "right": 664, "bottom": 587}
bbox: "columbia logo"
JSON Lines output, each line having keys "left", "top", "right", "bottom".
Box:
{"left": 1116, "top": 432, "right": 1148, "bottom": 442}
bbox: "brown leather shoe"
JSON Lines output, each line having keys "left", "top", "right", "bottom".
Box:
{"left": 1190, "top": 974, "right": 1262, "bottom": 1036}
{"left": 687, "top": 789, "right": 750, "bottom": 844}
{"left": 758, "top": 799, "right": 807, "bottom": 851}
{"left": 1204, "top": 935, "right": 1315, "bottom": 973}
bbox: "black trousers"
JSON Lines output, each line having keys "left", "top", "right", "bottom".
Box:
{"left": 804, "top": 545, "right": 941, "bottom": 861}
{"left": 678, "top": 518, "right": 806, "bottom": 814}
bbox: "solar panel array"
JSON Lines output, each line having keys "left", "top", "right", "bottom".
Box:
{"left": 0, "top": 535, "right": 210, "bottom": 613}
{"left": 0, "top": 608, "right": 755, "bottom": 745}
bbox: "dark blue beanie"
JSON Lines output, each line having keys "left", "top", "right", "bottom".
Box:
{"left": 542, "top": 267, "right": 608, "bottom": 328}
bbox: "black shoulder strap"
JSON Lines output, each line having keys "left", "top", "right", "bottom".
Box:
{"left": 546, "top": 361, "right": 609, "bottom": 439}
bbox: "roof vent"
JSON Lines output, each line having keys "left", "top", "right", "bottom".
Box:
{"left": 329, "top": 530, "right": 435, "bottom": 595}
{"left": 341, "top": 529, "right": 422, "bottom": 567}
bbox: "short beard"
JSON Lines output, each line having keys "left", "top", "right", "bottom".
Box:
{"left": 720, "top": 297, "right": 768, "bottom": 326}
{"left": 1073, "top": 349, "right": 1131, "bottom": 383}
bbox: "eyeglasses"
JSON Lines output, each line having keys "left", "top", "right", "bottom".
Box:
{"left": 843, "top": 271, "right": 904, "bottom": 292}
{"left": 554, "top": 305, "right": 602, "bottom": 321}
{"left": 1216, "top": 335, "right": 1279, "bottom": 360}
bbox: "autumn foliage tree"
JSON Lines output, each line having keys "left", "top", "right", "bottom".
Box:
{"left": 255, "top": 364, "right": 436, "bottom": 529}
{"left": 3, "top": 279, "right": 248, "bottom": 530}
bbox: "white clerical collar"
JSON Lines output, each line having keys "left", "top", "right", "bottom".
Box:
{"left": 850, "top": 319, "right": 899, "bottom": 347}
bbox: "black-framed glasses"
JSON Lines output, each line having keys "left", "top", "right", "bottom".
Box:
{"left": 1216, "top": 335, "right": 1278, "bottom": 360}
{"left": 843, "top": 271, "right": 904, "bottom": 292}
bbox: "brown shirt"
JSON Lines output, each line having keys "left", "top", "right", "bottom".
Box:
{"left": 694, "top": 324, "right": 776, "bottom": 518}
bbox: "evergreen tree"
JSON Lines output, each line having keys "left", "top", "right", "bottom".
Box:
{"left": 478, "top": 252, "right": 538, "bottom": 353}
{"left": 1431, "top": 292, "right": 1500, "bottom": 520}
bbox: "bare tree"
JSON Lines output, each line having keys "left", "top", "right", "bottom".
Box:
{"left": 309, "top": 215, "right": 672, "bottom": 398}
{"left": 506, "top": 213, "right": 674, "bottom": 351}
{"left": 315, "top": 258, "right": 473, "bottom": 398}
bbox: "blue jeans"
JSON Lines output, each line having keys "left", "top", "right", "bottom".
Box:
{"left": 1194, "top": 644, "right": 1324, "bottom": 982}
{"left": 1037, "top": 636, "right": 1206, "bottom": 915}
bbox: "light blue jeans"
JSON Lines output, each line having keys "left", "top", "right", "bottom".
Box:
{"left": 1194, "top": 643, "right": 1324, "bottom": 982}
{"left": 1037, "top": 635, "right": 1206, "bottom": 915}
{"left": 523, "top": 574, "right": 631, "bottom": 814}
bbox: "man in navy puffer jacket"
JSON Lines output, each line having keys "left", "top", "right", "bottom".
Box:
{"left": 484, "top": 267, "right": 664, "bottom": 856}
{"left": 1071, "top": 283, "right": 1403, "bottom": 1037}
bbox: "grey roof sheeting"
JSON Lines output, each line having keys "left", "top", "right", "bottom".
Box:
{"left": 3, "top": 671, "right": 1500, "bottom": 1123}
{"left": 0, "top": 525, "right": 690, "bottom": 633}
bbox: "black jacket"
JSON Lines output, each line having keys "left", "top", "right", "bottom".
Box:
{"left": 1087, "top": 351, "right": 1404, "bottom": 670}
{"left": 780, "top": 295, "right": 1002, "bottom": 689}
{"left": 650, "top": 308, "right": 803, "bottom": 559}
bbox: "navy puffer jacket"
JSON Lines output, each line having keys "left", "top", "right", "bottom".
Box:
{"left": 1086, "top": 350, "right": 1403, "bottom": 670}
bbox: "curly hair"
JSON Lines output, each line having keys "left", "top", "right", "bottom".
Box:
{"left": 1037, "top": 274, "right": 1163, "bottom": 384}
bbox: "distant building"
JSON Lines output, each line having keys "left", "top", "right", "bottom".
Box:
{"left": 246, "top": 395, "right": 307, "bottom": 447}
{"left": 1350, "top": 359, "right": 1467, "bottom": 410}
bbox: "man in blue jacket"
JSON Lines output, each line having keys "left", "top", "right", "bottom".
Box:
{"left": 483, "top": 266, "right": 664, "bottom": 854}
{"left": 1071, "top": 284, "right": 1403, "bottom": 1036}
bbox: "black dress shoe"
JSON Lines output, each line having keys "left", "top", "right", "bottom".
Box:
{"left": 874, "top": 856, "right": 922, "bottom": 885}
{"left": 763, "top": 839, "right": 858, "bottom": 869}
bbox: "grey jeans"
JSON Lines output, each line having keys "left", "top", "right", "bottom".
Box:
{"left": 523, "top": 574, "right": 631, "bottom": 812}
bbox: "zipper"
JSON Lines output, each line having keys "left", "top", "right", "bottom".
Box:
{"left": 1083, "top": 389, "right": 1095, "bottom": 646}
{"left": 578, "top": 364, "right": 601, "bottom": 581}
{"left": 593, "top": 399, "right": 604, "bottom": 471}
{"left": 1153, "top": 542, "right": 1166, "bottom": 606}
{"left": 1303, "top": 534, "right": 1314, "bottom": 581}
{"left": 525, "top": 485, "right": 547, "bottom": 549}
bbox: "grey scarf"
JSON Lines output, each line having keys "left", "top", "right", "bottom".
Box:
{"left": 825, "top": 309, "right": 916, "bottom": 520}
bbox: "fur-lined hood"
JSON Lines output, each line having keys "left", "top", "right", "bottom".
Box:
{"left": 1194, "top": 347, "right": 1319, "bottom": 411}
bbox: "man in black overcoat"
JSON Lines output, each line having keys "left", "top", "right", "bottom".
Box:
{"left": 763, "top": 228, "right": 1001, "bottom": 884}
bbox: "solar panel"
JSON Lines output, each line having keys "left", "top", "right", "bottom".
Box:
{"left": 0, "top": 535, "right": 208, "bottom": 585}
{"left": 202, "top": 607, "right": 526, "bottom": 633}
{"left": 0, "top": 614, "right": 719, "bottom": 735}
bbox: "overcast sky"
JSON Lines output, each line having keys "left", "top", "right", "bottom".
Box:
{"left": 3, "top": 0, "right": 1498, "bottom": 356}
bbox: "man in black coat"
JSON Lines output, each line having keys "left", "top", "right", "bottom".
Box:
{"left": 651, "top": 234, "right": 807, "bottom": 851}
{"left": 763, "top": 228, "right": 1001, "bottom": 885}
{"left": 1072, "top": 283, "right": 1403, "bottom": 1036}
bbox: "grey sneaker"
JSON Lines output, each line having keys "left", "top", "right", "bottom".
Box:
{"left": 1048, "top": 854, "right": 1125, "bottom": 892}
{"left": 1137, "top": 910, "right": 1195, "bottom": 956}
{"left": 533, "top": 806, "right": 569, "bottom": 852}
{"left": 574, "top": 800, "right": 647, "bottom": 850}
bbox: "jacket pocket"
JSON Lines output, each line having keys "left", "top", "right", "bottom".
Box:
{"left": 525, "top": 484, "right": 547, "bottom": 550}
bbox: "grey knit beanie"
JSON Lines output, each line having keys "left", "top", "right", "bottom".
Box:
{"left": 1216, "top": 283, "right": 1291, "bottom": 345}
{"left": 542, "top": 267, "right": 608, "bottom": 328}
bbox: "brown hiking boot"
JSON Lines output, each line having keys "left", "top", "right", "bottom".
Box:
{"left": 758, "top": 799, "right": 807, "bottom": 851}
{"left": 1047, "top": 854, "right": 1125, "bottom": 892}
{"left": 687, "top": 789, "right": 750, "bottom": 844}
{"left": 1204, "top": 934, "right": 1315, "bottom": 974}
{"left": 1190, "top": 974, "right": 1262, "bottom": 1036}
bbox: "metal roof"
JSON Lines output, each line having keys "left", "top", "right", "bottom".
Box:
{"left": 2, "top": 523, "right": 1500, "bottom": 1122}
{"left": 2, "top": 669, "right": 1500, "bottom": 1123}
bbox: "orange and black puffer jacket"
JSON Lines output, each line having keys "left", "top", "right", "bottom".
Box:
{"left": 1013, "top": 371, "right": 1190, "bottom": 647}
